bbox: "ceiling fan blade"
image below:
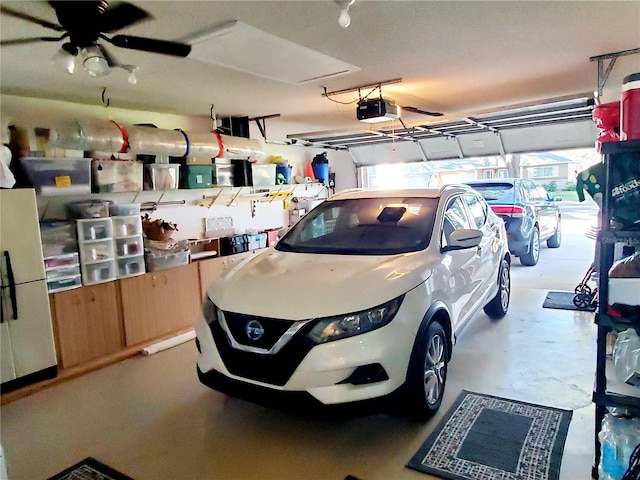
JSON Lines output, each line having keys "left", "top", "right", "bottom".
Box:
{"left": 109, "top": 34, "right": 191, "bottom": 57}
{"left": 0, "top": 5, "right": 64, "bottom": 32}
{"left": 100, "top": 2, "right": 151, "bottom": 33}
{"left": 402, "top": 106, "right": 444, "bottom": 117}
{"left": 0, "top": 36, "right": 63, "bottom": 46}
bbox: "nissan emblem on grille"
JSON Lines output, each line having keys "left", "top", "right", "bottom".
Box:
{"left": 245, "top": 320, "right": 265, "bottom": 341}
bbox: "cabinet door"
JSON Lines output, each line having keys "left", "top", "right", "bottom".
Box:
{"left": 52, "top": 282, "right": 123, "bottom": 368}
{"left": 198, "top": 257, "right": 226, "bottom": 300}
{"left": 120, "top": 263, "right": 201, "bottom": 347}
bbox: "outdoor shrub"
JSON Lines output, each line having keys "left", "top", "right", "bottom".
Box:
{"left": 564, "top": 181, "right": 576, "bottom": 191}
{"left": 543, "top": 181, "right": 558, "bottom": 192}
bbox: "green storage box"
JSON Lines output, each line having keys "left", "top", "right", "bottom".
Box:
{"left": 181, "top": 164, "right": 213, "bottom": 189}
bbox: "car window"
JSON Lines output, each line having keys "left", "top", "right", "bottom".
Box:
{"left": 465, "top": 182, "right": 515, "bottom": 204}
{"left": 441, "top": 196, "right": 473, "bottom": 248}
{"left": 524, "top": 180, "right": 542, "bottom": 201}
{"left": 463, "top": 194, "right": 487, "bottom": 228}
{"left": 535, "top": 185, "right": 549, "bottom": 201}
{"left": 277, "top": 197, "right": 438, "bottom": 255}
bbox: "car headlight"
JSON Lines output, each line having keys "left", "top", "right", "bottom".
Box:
{"left": 202, "top": 296, "right": 219, "bottom": 325}
{"left": 307, "top": 295, "right": 404, "bottom": 344}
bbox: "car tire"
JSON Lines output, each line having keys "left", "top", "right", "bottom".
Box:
{"left": 520, "top": 227, "right": 540, "bottom": 266}
{"left": 547, "top": 217, "right": 561, "bottom": 248}
{"left": 483, "top": 257, "right": 510, "bottom": 319}
{"left": 403, "top": 320, "right": 448, "bottom": 420}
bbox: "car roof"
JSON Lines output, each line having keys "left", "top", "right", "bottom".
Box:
{"left": 329, "top": 185, "right": 475, "bottom": 201}
{"left": 465, "top": 178, "right": 522, "bottom": 185}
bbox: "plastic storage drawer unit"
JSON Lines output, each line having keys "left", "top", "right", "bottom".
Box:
{"left": 77, "top": 218, "right": 113, "bottom": 241}
{"left": 117, "top": 255, "right": 145, "bottom": 278}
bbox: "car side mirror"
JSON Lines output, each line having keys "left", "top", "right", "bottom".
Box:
{"left": 552, "top": 195, "right": 562, "bottom": 202}
{"left": 443, "top": 229, "right": 483, "bottom": 251}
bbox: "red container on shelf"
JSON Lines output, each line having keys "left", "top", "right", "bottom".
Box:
{"left": 620, "top": 72, "right": 640, "bottom": 141}
{"left": 592, "top": 101, "right": 620, "bottom": 130}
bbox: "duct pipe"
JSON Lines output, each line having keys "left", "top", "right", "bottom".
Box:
{"left": 48, "top": 119, "right": 264, "bottom": 160}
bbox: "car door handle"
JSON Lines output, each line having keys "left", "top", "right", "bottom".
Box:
{"left": 476, "top": 246, "right": 482, "bottom": 256}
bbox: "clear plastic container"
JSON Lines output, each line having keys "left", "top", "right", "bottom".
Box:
{"left": 20, "top": 157, "right": 91, "bottom": 195}
{"left": 144, "top": 164, "right": 180, "bottom": 190}
{"left": 93, "top": 160, "right": 143, "bottom": 193}
{"left": 76, "top": 218, "right": 113, "bottom": 241}
{"left": 81, "top": 259, "right": 116, "bottom": 285}
{"left": 44, "top": 252, "right": 79, "bottom": 270}
{"left": 47, "top": 274, "right": 82, "bottom": 293}
{"left": 112, "top": 216, "right": 142, "bottom": 238}
{"left": 45, "top": 264, "right": 80, "bottom": 280}
{"left": 114, "top": 235, "right": 143, "bottom": 257}
{"left": 117, "top": 255, "right": 145, "bottom": 278}
{"left": 145, "top": 250, "right": 189, "bottom": 272}
{"left": 109, "top": 204, "right": 141, "bottom": 217}
{"left": 79, "top": 239, "right": 115, "bottom": 263}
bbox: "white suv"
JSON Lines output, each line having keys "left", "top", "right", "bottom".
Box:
{"left": 196, "top": 186, "right": 510, "bottom": 418}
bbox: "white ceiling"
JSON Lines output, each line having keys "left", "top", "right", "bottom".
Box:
{"left": 1, "top": 0, "right": 639, "bottom": 141}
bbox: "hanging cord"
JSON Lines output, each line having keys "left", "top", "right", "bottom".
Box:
{"left": 210, "top": 104, "right": 216, "bottom": 131}
{"left": 621, "top": 442, "right": 640, "bottom": 480}
{"left": 101, "top": 87, "right": 110, "bottom": 108}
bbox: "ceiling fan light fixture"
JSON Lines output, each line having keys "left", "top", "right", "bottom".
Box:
{"left": 81, "top": 45, "right": 110, "bottom": 77}
{"left": 53, "top": 43, "right": 78, "bottom": 75}
{"left": 122, "top": 65, "right": 138, "bottom": 85}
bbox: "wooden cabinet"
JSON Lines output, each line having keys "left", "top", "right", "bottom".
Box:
{"left": 120, "top": 262, "right": 201, "bottom": 346}
{"left": 50, "top": 282, "right": 123, "bottom": 368}
{"left": 198, "top": 257, "right": 225, "bottom": 299}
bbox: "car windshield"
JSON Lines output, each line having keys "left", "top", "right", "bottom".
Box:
{"left": 467, "top": 182, "right": 515, "bottom": 203}
{"left": 276, "top": 197, "right": 438, "bottom": 255}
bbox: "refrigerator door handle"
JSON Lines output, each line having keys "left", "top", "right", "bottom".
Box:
{"left": 3, "top": 251, "right": 18, "bottom": 320}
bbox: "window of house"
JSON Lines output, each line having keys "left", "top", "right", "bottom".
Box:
{"left": 497, "top": 169, "right": 508, "bottom": 178}
{"left": 483, "top": 170, "right": 493, "bottom": 179}
{"left": 531, "top": 166, "right": 557, "bottom": 178}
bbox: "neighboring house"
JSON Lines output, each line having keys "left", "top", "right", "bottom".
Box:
{"left": 361, "top": 152, "right": 576, "bottom": 189}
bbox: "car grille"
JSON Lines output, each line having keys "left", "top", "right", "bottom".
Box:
{"left": 223, "top": 311, "right": 294, "bottom": 350}
{"left": 209, "top": 312, "right": 317, "bottom": 386}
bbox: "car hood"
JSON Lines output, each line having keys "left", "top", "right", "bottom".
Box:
{"left": 208, "top": 249, "right": 433, "bottom": 320}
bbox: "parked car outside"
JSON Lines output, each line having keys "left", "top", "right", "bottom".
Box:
{"left": 196, "top": 185, "right": 510, "bottom": 419}
{"left": 465, "top": 178, "right": 562, "bottom": 266}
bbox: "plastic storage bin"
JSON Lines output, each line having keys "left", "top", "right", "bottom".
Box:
{"left": 81, "top": 259, "right": 116, "bottom": 285}
{"left": 44, "top": 252, "right": 79, "bottom": 270}
{"left": 213, "top": 164, "right": 233, "bottom": 186}
{"left": 181, "top": 164, "right": 213, "bottom": 189}
{"left": 112, "top": 215, "right": 142, "bottom": 238}
{"left": 117, "top": 255, "right": 145, "bottom": 278}
{"left": 251, "top": 164, "right": 276, "bottom": 186}
{"left": 114, "top": 236, "right": 143, "bottom": 257}
{"left": 76, "top": 218, "right": 113, "bottom": 241}
{"left": 144, "top": 164, "right": 180, "bottom": 190}
{"left": 47, "top": 275, "right": 82, "bottom": 293}
{"left": 145, "top": 250, "right": 189, "bottom": 272}
{"left": 109, "top": 203, "right": 141, "bottom": 217}
{"left": 66, "top": 200, "right": 111, "bottom": 219}
{"left": 92, "top": 159, "right": 143, "bottom": 193}
{"left": 80, "top": 239, "right": 115, "bottom": 263}
{"left": 20, "top": 157, "right": 91, "bottom": 195}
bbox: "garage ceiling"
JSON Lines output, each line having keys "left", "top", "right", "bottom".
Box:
{"left": 0, "top": 1, "right": 638, "bottom": 155}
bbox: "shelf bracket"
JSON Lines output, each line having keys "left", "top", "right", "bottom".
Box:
{"left": 249, "top": 113, "right": 281, "bottom": 140}
{"left": 590, "top": 47, "right": 640, "bottom": 99}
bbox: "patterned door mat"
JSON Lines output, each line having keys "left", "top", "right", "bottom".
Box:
{"left": 47, "top": 457, "right": 134, "bottom": 480}
{"left": 406, "top": 390, "right": 573, "bottom": 480}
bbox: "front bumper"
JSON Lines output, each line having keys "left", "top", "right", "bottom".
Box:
{"left": 195, "top": 296, "right": 420, "bottom": 406}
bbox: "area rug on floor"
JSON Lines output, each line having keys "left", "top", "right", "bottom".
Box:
{"left": 47, "top": 457, "right": 134, "bottom": 480}
{"left": 542, "top": 291, "right": 592, "bottom": 311}
{"left": 406, "top": 390, "right": 573, "bottom": 480}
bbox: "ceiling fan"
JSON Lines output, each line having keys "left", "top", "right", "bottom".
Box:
{"left": 0, "top": 1, "right": 191, "bottom": 77}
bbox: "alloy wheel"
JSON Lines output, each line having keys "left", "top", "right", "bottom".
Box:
{"left": 423, "top": 334, "right": 445, "bottom": 405}
{"left": 500, "top": 263, "right": 510, "bottom": 311}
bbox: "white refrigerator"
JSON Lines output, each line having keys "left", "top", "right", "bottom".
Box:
{"left": 0, "top": 188, "right": 57, "bottom": 387}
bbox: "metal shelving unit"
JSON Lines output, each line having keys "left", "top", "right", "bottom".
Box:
{"left": 592, "top": 138, "right": 640, "bottom": 478}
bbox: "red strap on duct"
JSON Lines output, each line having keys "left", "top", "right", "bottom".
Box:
{"left": 110, "top": 120, "right": 129, "bottom": 153}
{"left": 213, "top": 130, "right": 224, "bottom": 158}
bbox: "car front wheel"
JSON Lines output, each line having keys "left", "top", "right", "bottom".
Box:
{"left": 403, "top": 321, "right": 448, "bottom": 420}
{"left": 520, "top": 227, "right": 540, "bottom": 266}
{"left": 484, "top": 258, "right": 510, "bottom": 319}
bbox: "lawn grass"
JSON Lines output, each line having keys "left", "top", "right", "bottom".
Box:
{"left": 550, "top": 190, "right": 579, "bottom": 202}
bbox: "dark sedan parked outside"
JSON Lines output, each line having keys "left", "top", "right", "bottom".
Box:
{"left": 465, "top": 178, "right": 561, "bottom": 266}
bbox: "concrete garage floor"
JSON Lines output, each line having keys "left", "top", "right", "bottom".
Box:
{"left": 0, "top": 202, "right": 600, "bottom": 480}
